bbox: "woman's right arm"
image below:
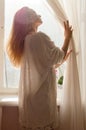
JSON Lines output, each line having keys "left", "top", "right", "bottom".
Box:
{"left": 53, "top": 21, "right": 73, "bottom": 68}
{"left": 62, "top": 20, "right": 73, "bottom": 56}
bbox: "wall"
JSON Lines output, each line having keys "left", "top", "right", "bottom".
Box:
{"left": 1, "top": 106, "right": 20, "bottom": 130}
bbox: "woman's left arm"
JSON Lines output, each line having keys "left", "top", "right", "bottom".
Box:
{"left": 54, "top": 49, "right": 72, "bottom": 68}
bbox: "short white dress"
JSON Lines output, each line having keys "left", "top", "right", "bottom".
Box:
{"left": 19, "top": 32, "right": 64, "bottom": 130}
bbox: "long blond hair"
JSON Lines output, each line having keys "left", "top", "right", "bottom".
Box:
{"left": 7, "top": 16, "right": 33, "bottom": 67}
{"left": 6, "top": 7, "right": 41, "bottom": 67}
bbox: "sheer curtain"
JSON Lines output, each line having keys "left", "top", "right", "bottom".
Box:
{"left": 46, "top": 0, "right": 85, "bottom": 130}
{"left": 80, "top": 0, "right": 86, "bottom": 129}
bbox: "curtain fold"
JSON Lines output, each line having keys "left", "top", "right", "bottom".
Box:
{"left": 45, "top": 0, "right": 67, "bottom": 24}
{"left": 46, "top": 0, "right": 84, "bottom": 130}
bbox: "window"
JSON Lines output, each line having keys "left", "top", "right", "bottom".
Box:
{"left": 0, "top": 0, "right": 64, "bottom": 95}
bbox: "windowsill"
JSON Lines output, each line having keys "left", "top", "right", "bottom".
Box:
{"left": 0, "top": 94, "right": 61, "bottom": 107}
{"left": 0, "top": 94, "right": 18, "bottom": 106}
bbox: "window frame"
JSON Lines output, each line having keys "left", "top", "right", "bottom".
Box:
{"left": 0, "top": 0, "right": 18, "bottom": 94}
{"left": 0, "top": 88, "right": 18, "bottom": 94}
{"left": 0, "top": 0, "right": 5, "bottom": 93}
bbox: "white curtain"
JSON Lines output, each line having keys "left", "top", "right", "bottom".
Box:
{"left": 46, "top": 0, "right": 85, "bottom": 130}
{"left": 80, "top": 0, "right": 86, "bottom": 129}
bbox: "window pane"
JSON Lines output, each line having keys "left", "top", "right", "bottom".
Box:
{"left": 4, "top": 54, "right": 20, "bottom": 88}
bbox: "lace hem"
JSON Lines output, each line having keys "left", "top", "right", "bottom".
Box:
{"left": 21, "top": 122, "right": 57, "bottom": 130}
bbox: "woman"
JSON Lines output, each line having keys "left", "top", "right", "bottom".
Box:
{"left": 7, "top": 7, "right": 72, "bottom": 130}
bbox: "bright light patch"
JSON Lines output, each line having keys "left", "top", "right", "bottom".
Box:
{"left": 0, "top": 97, "right": 18, "bottom": 102}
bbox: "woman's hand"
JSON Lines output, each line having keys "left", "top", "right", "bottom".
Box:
{"left": 64, "top": 20, "right": 73, "bottom": 40}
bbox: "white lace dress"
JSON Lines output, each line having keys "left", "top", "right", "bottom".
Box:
{"left": 19, "top": 32, "right": 64, "bottom": 130}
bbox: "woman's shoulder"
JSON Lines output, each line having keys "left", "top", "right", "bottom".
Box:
{"left": 37, "top": 31, "right": 48, "bottom": 36}
{"left": 37, "top": 31, "right": 50, "bottom": 39}
{"left": 25, "top": 31, "right": 50, "bottom": 41}
{"left": 24, "top": 32, "right": 52, "bottom": 50}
